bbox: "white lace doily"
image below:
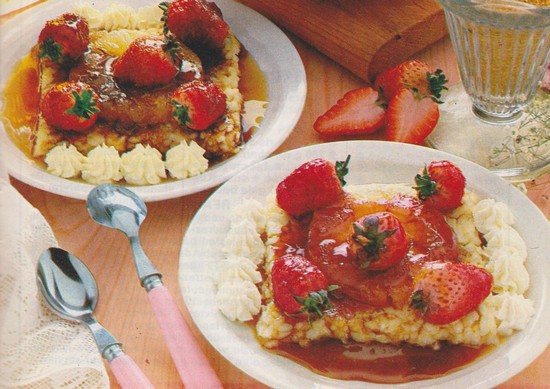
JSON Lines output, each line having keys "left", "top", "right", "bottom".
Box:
{"left": 0, "top": 175, "right": 109, "bottom": 388}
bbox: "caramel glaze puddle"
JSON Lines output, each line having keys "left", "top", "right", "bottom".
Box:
{"left": 266, "top": 193, "right": 491, "bottom": 383}
{"left": 275, "top": 339, "right": 491, "bottom": 384}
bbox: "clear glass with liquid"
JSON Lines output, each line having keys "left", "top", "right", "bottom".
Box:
{"left": 428, "top": 0, "right": 550, "bottom": 181}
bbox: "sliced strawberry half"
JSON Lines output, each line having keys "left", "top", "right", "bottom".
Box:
{"left": 313, "top": 86, "right": 386, "bottom": 136}
{"left": 385, "top": 88, "right": 440, "bottom": 145}
{"left": 410, "top": 261, "right": 493, "bottom": 325}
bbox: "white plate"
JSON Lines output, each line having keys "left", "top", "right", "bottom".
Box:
{"left": 179, "top": 141, "right": 550, "bottom": 389}
{"left": 0, "top": 0, "right": 306, "bottom": 201}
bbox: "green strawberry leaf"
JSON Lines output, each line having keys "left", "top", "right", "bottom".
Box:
{"left": 66, "top": 89, "right": 100, "bottom": 119}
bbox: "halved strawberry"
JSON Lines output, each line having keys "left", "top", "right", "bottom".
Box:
{"left": 38, "top": 13, "right": 89, "bottom": 64}
{"left": 271, "top": 254, "right": 338, "bottom": 319}
{"left": 374, "top": 59, "right": 448, "bottom": 101}
{"left": 170, "top": 80, "right": 227, "bottom": 130}
{"left": 352, "top": 212, "right": 409, "bottom": 271}
{"left": 313, "top": 87, "right": 386, "bottom": 135}
{"left": 413, "top": 160, "right": 466, "bottom": 212}
{"left": 410, "top": 261, "right": 493, "bottom": 325}
{"left": 385, "top": 88, "right": 440, "bottom": 145}
{"left": 112, "top": 36, "right": 179, "bottom": 87}
{"left": 276, "top": 156, "right": 350, "bottom": 217}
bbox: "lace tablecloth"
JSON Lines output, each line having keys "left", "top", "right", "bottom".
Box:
{"left": 0, "top": 149, "right": 109, "bottom": 388}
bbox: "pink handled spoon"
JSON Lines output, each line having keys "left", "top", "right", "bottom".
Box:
{"left": 37, "top": 247, "right": 155, "bottom": 389}
{"left": 86, "top": 184, "right": 222, "bottom": 389}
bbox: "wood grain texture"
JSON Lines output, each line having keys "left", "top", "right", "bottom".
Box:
{"left": 7, "top": 30, "right": 549, "bottom": 389}
{"left": 236, "top": 0, "right": 448, "bottom": 81}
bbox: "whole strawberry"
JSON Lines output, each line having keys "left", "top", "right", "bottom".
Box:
{"left": 276, "top": 155, "right": 350, "bottom": 217}
{"left": 410, "top": 261, "right": 493, "bottom": 325}
{"left": 170, "top": 80, "right": 227, "bottom": 130}
{"left": 313, "top": 86, "right": 386, "bottom": 136}
{"left": 374, "top": 59, "right": 448, "bottom": 102}
{"left": 160, "top": 0, "right": 229, "bottom": 59}
{"left": 352, "top": 212, "right": 409, "bottom": 271}
{"left": 40, "top": 81, "right": 100, "bottom": 132}
{"left": 271, "top": 254, "right": 338, "bottom": 319}
{"left": 112, "top": 36, "right": 179, "bottom": 87}
{"left": 38, "top": 13, "right": 89, "bottom": 64}
{"left": 414, "top": 160, "right": 466, "bottom": 212}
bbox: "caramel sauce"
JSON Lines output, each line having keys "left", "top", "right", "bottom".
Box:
{"left": 238, "top": 48, "right": 268, "bottom": 143}
{"left": 269, "top": 194, "right": 490, "bottom": 383}
{"left": 1, "top": 49, "right": 40, "bottom": 157}
{"left": 239, "top": 48, "right": 268, "bottom": 102}
{"left": 273, "top": 340, "right": 491, "bottom": 384}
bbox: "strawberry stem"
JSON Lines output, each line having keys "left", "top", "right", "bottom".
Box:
{"left": 353, "top": 215, "right": 396, "bottom": 269}
{"left": 294, "top": 285, "right": 339, "bottom": 323}
{"left": 171, "top": 101, "right": 191, "bottom": 126}
{"left": 163, "top": 35, "right": 182, "bottom": 62}
{"left": 159, "top": 2, "right": 170, "bottom": 35}
{"left": 66, "top": 89, "right": 100, "bottom": 119}
{"left": 427, "top": 69, "right": 449, "bottom": 103}
{"left": 39, "top": 38, "right": 63, "bottom": 62}
{"left": 410, "top": 290, "right": 428, "bottom": 313}
{"left": 335, "top": 154, "right": 351, "bottom": 186}
{"left": 413, "top": 165, "right": 438, "bottom": 200}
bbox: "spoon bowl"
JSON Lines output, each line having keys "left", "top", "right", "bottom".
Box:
{"left": 36, "top": 247, "right": 154, "bottom": 389}
{"left": 87, "top": 183, "right": 159, "bottom": 285}
{"left": 37, "top": 247, "right": 122, "bottom": 358}
{"left": 37, "top": 247, "right": 98, "bottom": 322}
{"left": 87, "top": 183, "right": 147, "bottom": 237}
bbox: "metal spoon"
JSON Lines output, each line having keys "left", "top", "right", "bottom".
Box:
{"left": 86, "top": 184, "right": 221, "bottom": 389}
{"left": 37, "top": 247, "right": 154, "bottom": 389}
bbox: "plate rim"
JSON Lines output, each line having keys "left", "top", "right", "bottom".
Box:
{"left": 179, "top": 140, "right": 550, "bottom": 389}
{"left": 0, "top": 0, "right": 306, "bottom": 201}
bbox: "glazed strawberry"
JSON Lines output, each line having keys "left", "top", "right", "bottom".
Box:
{"left": 374, "top": 59, "right": 448, "bottom": 101}
{"left": 410, "top": 261, "right": 493, "bottom": 325}
{"left": 271, "top": 254, "right": 338, "bottom": 319}
{"left": 276, "top": 155, "right": 350, "bottom": 217}
{"left": 38, "top": 13, "right": 89, "bottom": 63}
{"left": 40, "top": 81, "right": 100, "bottom": 132}
{"left": 413, "top": 160, "right": 466, "bottom": 212}
{"left": 385, "top": 88, "right": 440, "bottom": 145}
{"left": 112, "top": 36, "right": 179, "bottom": 87}
{"left": 170, "top": 80, "right": 227, "bottom": 130}
{"left": 313, "top": 87, "right": 386, "bottom": 136}
{"left": 160, "top": 0, "right": 229, "bottom": 58}
{"left": 352, "top": 212, "right": 409, "bottom": 271}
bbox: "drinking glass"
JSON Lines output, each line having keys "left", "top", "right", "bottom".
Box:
{"left": 427, "top": 0, "right": 550, "bottom": 181}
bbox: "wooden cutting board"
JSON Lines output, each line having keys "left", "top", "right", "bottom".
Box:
{"left": 237, "top": 0, "right": 448, "bottom": 82}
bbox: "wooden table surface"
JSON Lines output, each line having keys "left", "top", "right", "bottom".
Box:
{"left": 7, "top": 8, "right": 550, "bottom": 389}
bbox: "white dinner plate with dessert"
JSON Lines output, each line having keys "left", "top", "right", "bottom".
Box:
{"left": 179, "top": 140, "right": 550, "bottom": 388}
{"left": 0, "top": 0, "right": 306, "bottom": 201}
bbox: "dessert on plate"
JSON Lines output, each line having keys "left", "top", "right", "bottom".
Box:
{"left": 1, "top": 0, "right": 264, "bottom": 185}
{"left": 216, "top": 156, "right": 534, "bottom": 382}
